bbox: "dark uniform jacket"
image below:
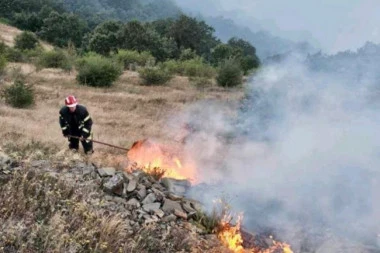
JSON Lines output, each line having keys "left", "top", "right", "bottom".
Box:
{"left": 59, "top": 105, "right": 92, "bottom": 138}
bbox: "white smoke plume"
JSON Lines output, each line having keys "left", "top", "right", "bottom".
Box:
{"left": 168, "top": 54, "right": 380, "bottom": 252}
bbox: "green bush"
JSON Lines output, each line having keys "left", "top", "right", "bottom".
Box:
{"left": 160, "top": 60, "right": 185, "bottom": 75}
{"left": 160, "top": 58, "right": 216, "bottom": 78}
{"left": 138, "top": 67, "right": 172, "bottom": 85}
{"left": 181, "top": 58, "right": 215, "bottom": 78}
{"left": 37, "top": 50, "right": 72, "bottom": 71}
{"left": 2, "top": 79, "right": 34, "bottom": 108}
{"left": 0, "top": 55, "right": 6, "bottom": 75}
{"left": 179, "top": 48, "right": 197, "bottom": 61}
{"left": 0, "top": 41, "right": 7, "bottom": 55}
{"left": 216, "top": 59, "right": 243, "bottom": 87}
{"left": 4, "top": 47, "right": 25, "bottom": 62}
{"left": 115, "top": 50, "right": 155, "bottom": 70}
{"left": 76, "top": 54, "right": 122, "bottom": 87}
{"left": 14, "top": 31, "right": 39, "bottom": 51}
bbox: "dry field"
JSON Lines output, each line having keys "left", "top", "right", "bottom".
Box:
{"left": 0, "top": 63, "right": 244, "bottom": 168}
{"left": 0, "top": 23, "right": 53, "bottom": 50}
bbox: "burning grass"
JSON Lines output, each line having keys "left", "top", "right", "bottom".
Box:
{"left": 126, "top": 139, "right": 197, "bottom": 182}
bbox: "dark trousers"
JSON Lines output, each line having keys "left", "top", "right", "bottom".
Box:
{"left": 68, "top": 134, "right": 93, "bottom": 154}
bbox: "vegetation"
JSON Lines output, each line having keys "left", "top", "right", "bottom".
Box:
{"left": 138, "top": 67, "right": 172, "bottom": 85}
{"left": 36, "top": 49, "right": 72, "bottom": 71}
{"left": 76, "top": 54, "right": 122, "bottom": 87}
{"left": 14, "top": 31, "right": 39, "bottom": 50}
{"left": 0, "top": 0, "right": 261, "bottom": 78}
{"left": 0, "top": 55, "right": 6, "bottom": 75}
{"left": 160, "top": 58, "right": 216, "bottom": 78}
{"left": 4, "top": 47, "right": 25, "bottom": 62}
{"left": 2, "top": 78, "right": 34, "bottom": 108}
{"left": 216, "top": 59, "right": 243, "bottom": 87}
{"left": 115, "top": 50, "right": 155, "bottom": 70}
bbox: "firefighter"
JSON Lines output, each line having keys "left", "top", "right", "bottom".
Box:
{"left": 59, "top": 95, "right": 94, "bottom": 154}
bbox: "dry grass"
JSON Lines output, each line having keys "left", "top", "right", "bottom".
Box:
{"left": 0, "top": 167, "right": 230, "bottom": 253}
{"left": 0, "top": 62, "right": 244, "bottom": 169}
{"left": 0, "top": 23, "right": 53, "bottom": 50}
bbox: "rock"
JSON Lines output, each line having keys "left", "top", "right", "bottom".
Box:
{"left": 167, "top": 193, "right": 183, "bottom": 201}
{"left": 82, "top": 164, "right": 96, "bottom": 177}
{"left": 162, "top": 214, "right": 177, "bottom": 223}
{"left": 0, "top": 151, "right": 11, "bottom": 165}
{"left": 188, "top": 199, "right": 203, "bottom": 212}
{"left": 154, "top": 209, "right": 165, "bottom": 218}
{"left": 174, "top": 209, "right": 188, "bottom": 220}
{"left": 143, "top": 215, "right": 155, "bottom": 224}
{"left": 127, "top": 178, "right": 137, "bottom": 192}
{"left": 98, "top": 167, "right": 116, "bottom": 177}
{"left": 161, "top": 178, "right": 191, "bottom": 196}
{"left": 152, "top": 183, "right": 165, "bottom": 191}
{"left": 142, "top": 203, "right": 161, "bottom": 213}
{"left": 126, "top": 198, "right": 140, "bottom": 210}
{"left": 151, "top": 188, "right": 165, "bottom": 202}
{"left": 30, "top": 160, "right": 50, "bottom": 168}
{"left": 137, "top": 185, "right": 147, "bottom": 200}
{"left": 103, "top": 174, "right": 124, "bottom": 196}
{"left": 123, "top": 172, "right": 134, "bottom": 182}
{"left": 142, "top": 193, "right": 156, "bottom": 205}
{"left": 162, "top": 198, "right": 184, "bottom": 214}
{"left": 182, "top": 202, "right": 196, "bottom": 213}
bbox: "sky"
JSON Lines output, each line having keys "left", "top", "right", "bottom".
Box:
{"left": 175, "top": 0, "right": 380, "bottom": 53}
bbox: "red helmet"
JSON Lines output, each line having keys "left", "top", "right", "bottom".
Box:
{"left": 65, "top": 95, "right": 78, "bottom": 107}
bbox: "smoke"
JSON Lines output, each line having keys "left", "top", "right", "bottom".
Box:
{"left": 175, "top": 0, "right": 380, "bottom": 53}
{"left": 168, "top": 54, "right": 380, "bottom": 251}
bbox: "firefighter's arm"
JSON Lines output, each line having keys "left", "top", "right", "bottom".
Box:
{"left": 59, "top": 113, "right": 69, "bottom": 136}
{"left": 81, "top": 111, "right": 93, "bottom": 138}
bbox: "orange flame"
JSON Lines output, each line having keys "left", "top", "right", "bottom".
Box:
{"left": 126, "top": 139, "right": 197, "bottom": 182}
{"left": 218, "top": 215, "right": 293, "bottom": 253}
{"left": 218, "top": 215, "right": 244, "bottom": 252}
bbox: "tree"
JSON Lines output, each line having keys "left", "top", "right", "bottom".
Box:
{"left": 122, "top": 20, "right": 176, "bottom": 61}
{"left": 227, "top": 37, "right": 260, "bottom": 73}
{"left": 169, "top": 15, "right": 219, "bottom": 59}
{"left": 88, "top": 20, "right": 124, "bottom": 55}
{"left": 38, "top": 11, "right": 88, "bottom": 48}
{"left": 228, "top": 37, "right": 257, "bottom": 56}
{"left": 211, "top": 44, "right": 236, "bottom": 65}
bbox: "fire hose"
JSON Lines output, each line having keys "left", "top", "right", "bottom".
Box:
{"left": 67, "top": 135, "right": 130, "bottom": 151}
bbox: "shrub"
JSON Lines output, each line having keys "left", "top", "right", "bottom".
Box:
{"left": 216, "top": 59, "right": 243, "bottom": 87}
{"left": 160, "top": 58, "right": 216, "bottom": 78}
{"left": 138, "top": 67, "right": 172, "bottom": 85}
{"left": 179, "top": 48, "right": 197, "bottom": 61}
{"left": 37, "top": 50, "right": 72, "bottom": 71}
{"left": 14, "top": 31, "right": 39, "bottom": 51}
{"left": 240, "top": 55, "right": 260, "bottom": 75}
{"left": 160, "top": 60, "right": 185, "bottom": 75}
{"left": 181, "top": 58, "right": 215, "bottom": 78}
{"left": 76, "top": 54, "right": 122, "bottom": 87}
{"left": 0, "top": 41, "right": 7, "bottom": 54}
{"left": 4, "top": 47, "right": 25, "bottom": 62}
{"left": 2, "top": 79, "right": 34, "bottom": 108}
{"left": 115, "top": 50, "right": 155, "bottom": 70}
{"left": 0, "top": 55, "right": 6, "bottom": 75}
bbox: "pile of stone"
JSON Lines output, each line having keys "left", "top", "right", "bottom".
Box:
{"left": 0, "top": 151, "right": 18, "bottom": 184}
{"left": 97, "top": 166, "right": 204, "bottom": 225}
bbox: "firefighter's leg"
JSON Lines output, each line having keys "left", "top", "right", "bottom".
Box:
{"left": 81, "top": 133, "right": 93, "bottom": 154}
{"left": 68, "top": 136, "right": 79, "bottom": 150}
